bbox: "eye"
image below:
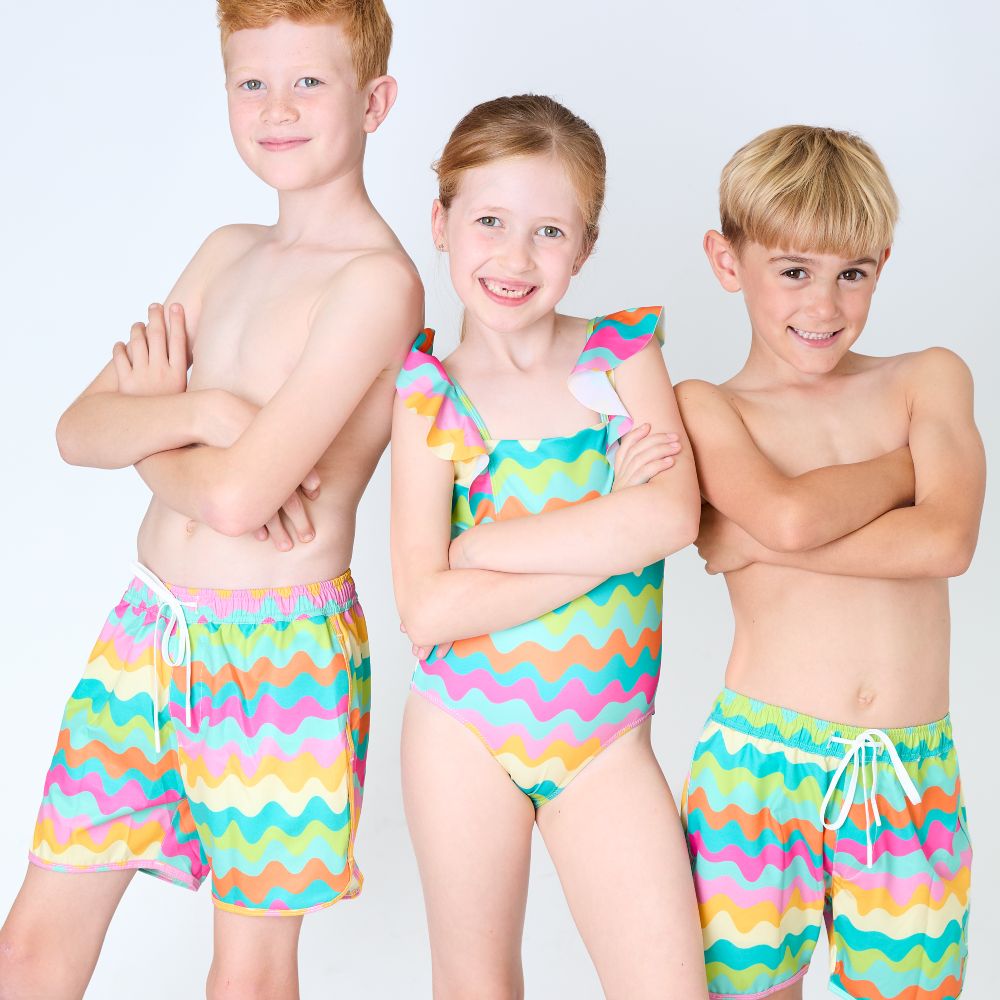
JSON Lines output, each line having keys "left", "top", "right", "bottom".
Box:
{"left": 297, "top": 77, "right": 323, "bottom": 88}
{"left": 781, "top": 268, "right": 807, "bottom": 280}
{"left": 537, "top": 225, "right": 564, "bottom": 239}
{"left": 239, "top": 79, "right": 264, "bottom": 92}
{"left": 477, "top": 216, "right": 501, "bottom": 228}
{"left": 840, "top": 268, "right": 867, "bottom": 282}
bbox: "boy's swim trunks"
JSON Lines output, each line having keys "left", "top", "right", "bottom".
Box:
{"left": 682, "top": 688, "right": 971, "bottom": 999}
{"left": 30, "top": 565, "right": 370, "bottom": 916}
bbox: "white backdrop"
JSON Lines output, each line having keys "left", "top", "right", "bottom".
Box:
{"left": 1, "top": 2, "right": 996, "bottom": 997}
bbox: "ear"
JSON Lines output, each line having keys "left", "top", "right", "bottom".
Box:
{"left": 362, "top": 75, "right": 398, "bottom": 134}
{"left": 874, "top": 245, "right": 892, "bottom": 283}
{"left": 704, "top": 230, "right": 742, "bottom": 292}
{"left": 431, "top": 199, "right": 448, "bottom": 250}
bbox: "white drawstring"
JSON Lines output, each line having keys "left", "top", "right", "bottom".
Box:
{"left": 821, "top": 729, "right": 921, "bottom": 868}
{"left": 131, "top": 563, "right": 196, "bottom": 753}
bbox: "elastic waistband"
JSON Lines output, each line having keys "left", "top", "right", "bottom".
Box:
{"left": 122, "top": 568, "right": 358, "bottom": 625}
{"left": 709, "top": 688, "right": 953, "bottom": 762}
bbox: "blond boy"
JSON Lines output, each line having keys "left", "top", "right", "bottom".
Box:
{"left": 0, "top": 2, "right": 422, "bottom": 997}
{"left": 679, "top": 126, "right": 983, "bottom": 1000}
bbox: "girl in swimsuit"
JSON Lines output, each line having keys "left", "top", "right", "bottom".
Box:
{"left": 391, "top": 94, "right": 708, "bottom": 999}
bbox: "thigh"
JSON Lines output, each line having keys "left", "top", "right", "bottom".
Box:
{"left": 401, "top": 692, "right": 535, "bottom": 1000}
{"left": 208, "top": 907, "right": 303, "bottom": 1000}
{"left": 537, "top": 721, "right": 708, "bottom": 1000}
{"left": 0, "top": 864, "right": 134, "bottom": 999}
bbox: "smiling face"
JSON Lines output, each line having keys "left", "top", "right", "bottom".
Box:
{"left": 706, "top": 233, "right": 891, "bottom": 376}
{"left": 223, "top": 19, "right": 372, "bottom": 191}
{"left": 433, "top": 153, "right": 589, "bottom": 335}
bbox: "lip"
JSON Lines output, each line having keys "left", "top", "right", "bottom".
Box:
{"left": 257, "top": 137, "right": 311, "bottom": 152}
{"left": 789, "top": 326, "right": 843, "bottom": 348}
{"left": 478, "top": 277, "right": 538, "bottom": 307}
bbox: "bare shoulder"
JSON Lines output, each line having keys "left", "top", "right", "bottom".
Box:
{"left": 196, "top": 224, "right": 267, "bottom": 268}
{"left": 309, "top": 248, "right": 424, "bottom": 356}
{"left": 891, "top": 347, "right": 975, "bottom": 407}
{"left": 675, "top": 377, "right": 738, "bottom": 413}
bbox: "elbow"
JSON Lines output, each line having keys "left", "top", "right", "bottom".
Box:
{"left": 934, "top": 530, "right": 978, "bottom": 579}
{"left": 646, "top": 490, "right": 702, "bottom": 561}
{"left": 55, "top": 412, "right": 87, "bottom": 466}
{"left": 201, "top": 479, "right": 262, "bottom": 538}
{"left": 759, "top": 497, "right": 821, "bottom": 553}
{"left": 397, "top": 601, "right": 438, "bottom": 650}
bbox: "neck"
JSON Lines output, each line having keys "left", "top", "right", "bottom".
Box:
{"left": 272, "top": 163, "right": 374, "bottom": 244}
{"left": 463, "top": 311, "right": 564, "bottom": 371}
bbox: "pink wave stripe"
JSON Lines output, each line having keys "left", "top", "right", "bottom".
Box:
{"left": 43, "top": 765, "right": 182, "bottom": 816}
{"left": 470, "top": 715, "right": 638, "bottom": 758}
{"left": 688, "top": 831, "right": 823, "bottom": 881}
{"left": 35, "top": 799, "right": 176, "bottom": 846}
{"left": 698, "top": 873, "right": 824, "bottom": 912}
{"left": 184, "top": 693, "right": 347, "bottom": 736}
{"left": 837, "top": 863, "right": 947, "bottom": 903}
{"left": 180, "top": 734, "right": 349, "bottom": 772}
{"left": 421, "top": 660, "right": 655, "bottom": 722}
{"left": 836, "top": 819, "right": 957, "bottom": 868}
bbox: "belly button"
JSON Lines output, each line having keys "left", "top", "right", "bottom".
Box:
{"left": 857, "top": 690, "right": 876, "bottom": 707}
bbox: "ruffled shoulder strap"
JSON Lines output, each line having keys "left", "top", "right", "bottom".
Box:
{"left": 395, "top": 331, "right": 490, "bottom": 469}
{"left": 567, "top": 306, "right": 665, "bottom": 454}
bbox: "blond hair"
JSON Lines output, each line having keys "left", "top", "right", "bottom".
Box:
{"left": 720, "top": 125, "right": 898, "bottom": 257}
{"left": 217, "top": 0, "right": 392, "bottom": 88}
{"left": 435, "top": 94, "right": 606, "bottom": 254}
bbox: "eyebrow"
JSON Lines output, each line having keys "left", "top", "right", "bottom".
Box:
{"left": 474, "top": 206, "right": 573, "bottom": 224}
{"left": 769, "top": 254, "right": 878, "bottom": 267}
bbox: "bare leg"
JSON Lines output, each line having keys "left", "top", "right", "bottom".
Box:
{"left": 771, "top": 980, "right": 804, "bottom": 999}
{"left": 401, "top": 692, "right": 535, "bottom": 1000}
{"left": 207, "top": 908, "right": 303, "bottom": 1000}
{"left": 0, "top": 864, "right": 134, "bottom": 999}
{"left": 536, "top": 721, "right": 709, "bottom": 1000}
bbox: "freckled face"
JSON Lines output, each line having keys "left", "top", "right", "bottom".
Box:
{"left": 434, "top": 154, "right": 589, "bottom": 334}
{"left": 735, "top": 242, "right": 889, "bottom": 374}
{"left": 223, "top": 19, "right": 367, "bottom": 191}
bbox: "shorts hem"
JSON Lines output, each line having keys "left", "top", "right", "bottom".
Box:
{"left": 709, "top": 966, "right": 809, "bottom": 999}
{"left": 211, "top": 875, "right": 363, "bottom": 917}
{"left": 28, "top": 851, "right": 202, "bottom": 891}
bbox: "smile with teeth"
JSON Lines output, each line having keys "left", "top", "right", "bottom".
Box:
{"left": 791, "top": 327, "right": 840, "bottom": 342}
{"left": 480, "top": 278, "right": 536, "bottom": 299}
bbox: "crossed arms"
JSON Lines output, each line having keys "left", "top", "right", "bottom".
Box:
{"left": 680, "top": 348, "right": 985, "bottom": 580}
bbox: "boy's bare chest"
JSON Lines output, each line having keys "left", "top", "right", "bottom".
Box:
{"left": 732, "top": 371, "right": 910, "bottom": 476}
{"left": 189, "top": 257, "right": 330, "bottom": 403}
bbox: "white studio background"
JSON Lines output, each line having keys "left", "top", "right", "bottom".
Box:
{"left": 1, "top": 2, "right": 996, "bottom": 997}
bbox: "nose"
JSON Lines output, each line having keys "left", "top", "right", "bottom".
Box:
{"left": 261, "top": 92, "right": 299, "bottom": 127}
{"left": 497, "top": 232, "right": 535, "bottom": 275}
{"left": 804, "top": 282, "right": 840, "bottom": 323}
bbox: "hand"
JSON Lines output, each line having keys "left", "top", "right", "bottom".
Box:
{"left": 253, "top": 472, "right": 322, "bottom": 551}
{"left": 113, "top": 303, "right": 188, "bottom": 396}
{"left": 612, "top": 424, "right": 683, "bottom": 492}
{"left": 399, "top": 622, "right": 452, "bottom": 661}
{"left": 696, "top": 503, "right": 763, "bottom": 574}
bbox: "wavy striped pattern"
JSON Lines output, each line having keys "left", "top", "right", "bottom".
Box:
{"left": 396, "top": 307, "right": 666, "bottom": 807}
{"left": 31, "top": 573, "right": 371, "bottom": 916}
{"left": 681, "top": 689, "right": 971, "bottom": 998}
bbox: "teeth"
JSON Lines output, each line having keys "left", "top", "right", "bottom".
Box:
{"left": 483, "top": 279, "right": 532, "bottom": 298}
{"left": 793, "top": 327, "right": 836, "bottom": 341}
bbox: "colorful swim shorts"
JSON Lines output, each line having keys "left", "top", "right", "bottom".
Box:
{"left": 682, "top": 688, "right": 971, "bottom": 999}
{"left": 30, "top": 565, "right": 370, "bottom": 916}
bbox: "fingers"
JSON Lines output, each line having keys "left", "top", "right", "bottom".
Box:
{"left": 111, "top": 341, "right": 132, "bottom": 382}
{"left": 613, "top": 423, "right": 650, "bottom": 468}
{"left": 128, "top": 320, "right": 149, "bottom": 368}
{"left": 166, "top": 303, "right": 188, "bottom": 370}
{"left": 145, "top": 304, "right": 168, "bottom": 366}
{"left": 263, "top": 511, "right": 293, "bottom": 552}
{"left": 300, "top": 468, "right": 321, "bottom": 501}
{"left": 281, "top": 490, "right": 315, "bottom": 544}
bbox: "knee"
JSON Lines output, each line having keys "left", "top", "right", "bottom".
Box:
{"left": 0, "top": 928, "right": 68, "bottom": 1000}
{"left": 431, "top": 959, "right": 523, "bottom": 1000}
{"left": 206, "top": 962, "right": 297, "bottom": 1000}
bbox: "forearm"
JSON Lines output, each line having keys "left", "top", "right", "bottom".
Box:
{"left": 756, "top": 503, "right": 977, "bottom": 579}
{"left": 725, "top": 446, "right": 914, "bottom": 552}
{"left": 399, "top": 567, "right": 604, "bottom": 648}
{"left": 56, "top": 390, "right": 214, "bottom": 469}
{"left": 457, "top": 484, "right": 699, "bottom": 576}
